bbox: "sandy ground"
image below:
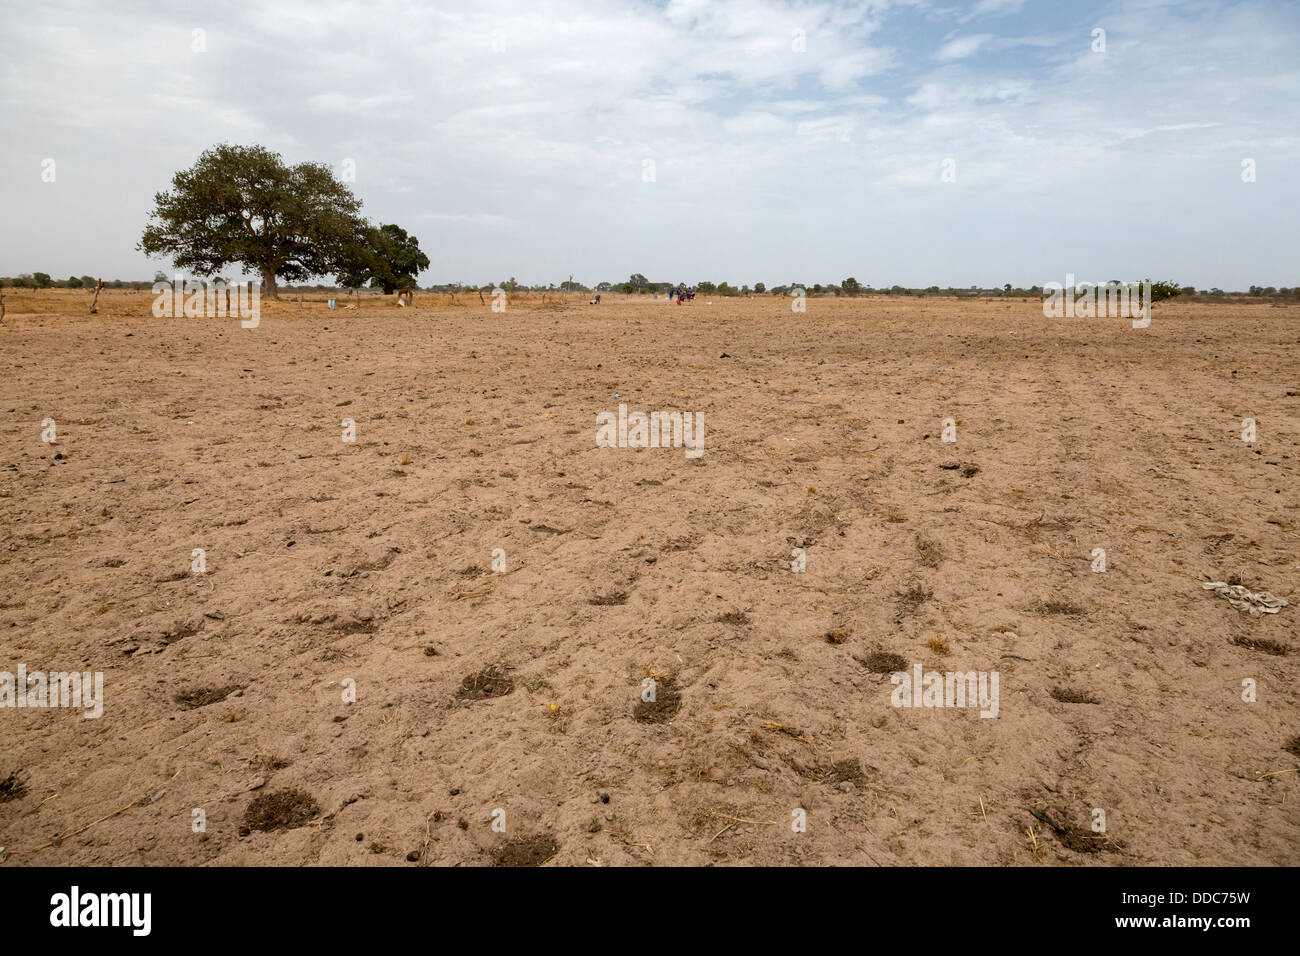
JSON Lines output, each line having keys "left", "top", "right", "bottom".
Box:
{"left": 0, "top": 288, "right": 1297, "bottom": 866}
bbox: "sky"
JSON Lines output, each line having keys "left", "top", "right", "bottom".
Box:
{"left": 1, "top": 0, "right": 1297, "bottom": 289}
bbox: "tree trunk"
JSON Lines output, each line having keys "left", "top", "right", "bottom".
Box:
{"left": 260, "top": 267, "right": 279, "bottom": 299}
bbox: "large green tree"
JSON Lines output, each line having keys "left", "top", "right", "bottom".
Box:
{"left": 138, "top": 144, "right": 366, "bottom": 298}
{"left": 337, "top": 223, "right": 430, "bottom": 293}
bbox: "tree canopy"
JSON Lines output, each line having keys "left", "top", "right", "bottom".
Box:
{"left": 337, "top": 223, "right": 431, "bottom": 293}
{"left": 138, "top": 144, "right": 369, "bottom": 298}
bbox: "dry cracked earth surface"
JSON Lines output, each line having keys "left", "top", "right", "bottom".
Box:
{"left": 1, "top": 289, "right": 1297, "bottom": 866}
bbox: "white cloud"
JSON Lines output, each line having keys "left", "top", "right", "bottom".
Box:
{"left": 972, "top": 0, "right": 1026, "bottom": 16}
{"left": 936, "top": 34, "right": 995, "bottom": 60}
{"left": 906, "top": 79, "right": 1030, "bottom": 110}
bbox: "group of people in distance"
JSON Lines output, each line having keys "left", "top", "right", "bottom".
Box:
{"left": 587, "top": 286, "right": 695, "bottom": 305}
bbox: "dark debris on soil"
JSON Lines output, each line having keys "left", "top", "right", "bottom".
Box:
{"left": 490, "top": 834, "right": 559, "bottom": 867}
{"left": 1050, "top": 686, "right": 1100, "bottom": 704}
{"left": 175, "top": 684, "right": 242, "bottom": 710}
{"left": 0, "top": 770, "right": 27, "bottom": 803}
{"left": 456, "top": 666, "right": 515, "bottom": 700}
{"left": 243, "top": 788, "right": 320, "bottom": 832}
{"left": 1233, "top": 636, "right": 1290, "bottom": 656}
{"left": 634, "top": 676, "right": 682, "bottom": 723}
{"left": 716, "top": 611, "right": 751, "bottom": 626}
{"left": 860, "top": 650, "right": 909, "bottom": 673}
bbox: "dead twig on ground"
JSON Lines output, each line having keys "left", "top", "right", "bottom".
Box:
{"left": 8, "top": 797, "right": 141, "bottom": 856}
{"left": 702, "top": 810, "right": 780, "bottom": 826}
{"left": 707, "top": 822, "right": 735, "bottom": 843}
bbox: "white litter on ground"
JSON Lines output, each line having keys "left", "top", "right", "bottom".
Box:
{"left": 1202, "top": 581, "right": 1289, "bottom": 615}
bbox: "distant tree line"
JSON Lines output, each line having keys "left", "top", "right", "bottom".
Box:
{"left": 561, "top": 276, "right": 1300, "bottom": 298}
{"left": 4, "top": 264, "right": 1293, "bottom": 301}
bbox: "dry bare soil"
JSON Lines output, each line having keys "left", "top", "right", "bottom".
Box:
{"left": 1, "top": 289, "right": 1297, "bottom": 866}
